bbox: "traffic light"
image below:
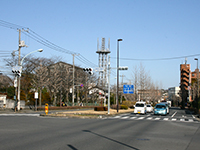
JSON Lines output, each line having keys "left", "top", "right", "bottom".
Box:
{"left": 118, "top": 66, "right": 128, "bottom": 70}
{"left": 12, "top": 66, "right": 22, "bottom": 77}
{"left": 83, "top": 68, "right": 93, "bottom": 75}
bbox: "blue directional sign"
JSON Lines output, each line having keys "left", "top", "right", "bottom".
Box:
{"left": 123, "top": 85, "right": 134, "bottom": 94}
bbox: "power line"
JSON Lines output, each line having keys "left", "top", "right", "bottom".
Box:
{"left": 111, "top": 53, "right": 200, "bottom": 61}
{"left": 0, "top": 20, "right": 98, "bottom": 67}
{"left": 0, "top": 19, "right": 27, "bottom": 30}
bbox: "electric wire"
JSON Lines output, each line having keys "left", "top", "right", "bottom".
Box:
{"left": 111, "top": 53, "right": 200, "bottom": 61}
{"left": 0, "top": 20, "right": 97, "bottom": 68}
{"left": 0, "top": 19, "right": 27, "bottom": 30}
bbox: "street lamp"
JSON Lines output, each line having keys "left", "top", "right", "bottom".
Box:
{"left": 194, "top": 58, "right": 199, "bottom": 111}
{"left": 117, "top": 39, "right": 123, "bottom": 113}
{"left": 17, "top": 49, "right": 43, "bottom": 111}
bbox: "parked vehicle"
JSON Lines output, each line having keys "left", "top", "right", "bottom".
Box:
{"left": 134, "top": 101, "right": 147, "bottom": 114}
{"left": 154, "top": 103, "right": 167, "bottom": 115}
{"left": 146, "top": 104, "right": 153, "bottom": 113}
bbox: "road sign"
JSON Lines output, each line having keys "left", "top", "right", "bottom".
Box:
{"left": 34, "top": 92, "right": 38, "bottom": 99}
{"left": 123, "top": 85, "right": 134, "bottom": 94}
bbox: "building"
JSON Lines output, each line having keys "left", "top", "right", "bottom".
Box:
{"left": 168, "top": 87, "right": 180, "bottom": 106}
{"left": 190, "top": 68, "right": 200, "bottom": 102}
{"left": 168, "top": 87, "right": 180, "bottom": 100}
{"left": 180, "top": 64, "right": 191, "bottom": 108}
{"left": 191, "top": 69, "right": 200, "bottom": 79}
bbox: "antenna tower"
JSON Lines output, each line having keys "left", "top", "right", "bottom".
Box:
{"left": 96, "top": 38, "right": 110, "bottom": 87}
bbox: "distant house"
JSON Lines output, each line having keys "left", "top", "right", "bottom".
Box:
{"left": 0, "top": 94, "right": 6, "bottom": 108}
{"left": 88, "top": 86, "right": 107, "bottom": 105}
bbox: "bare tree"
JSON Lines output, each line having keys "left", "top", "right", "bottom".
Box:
{"left": 32, "top": 62, "right": 49, "bottom": 106}
{"left": 132, "top": 63, "right": 162, "bottom": 103}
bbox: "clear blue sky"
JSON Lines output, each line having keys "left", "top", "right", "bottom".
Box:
{"left": 0, "top": 0, "right": 200, "bottom": 89}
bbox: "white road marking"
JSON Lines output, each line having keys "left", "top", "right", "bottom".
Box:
{"left": 171, "top": 111, "right": 177, "bottom": 118}
{"left": 137, "top": 117, "right": 145, "bottom": 120}
{"left": 147, "top": 117, "right": 153, "bottom": 120}
{"left": 155, "top": 118, "right": 160, "bottom": 120}
{"left": 113, "top": 116, "right": 121, "bottom": 118}
{"left": 121, "top": 116, "right": 129, "bottom": 119}
{"left": 130, "top": 117, "right": 137, "bottom": 119}
{"left": 163, "top": 118, "right": 169, "bottom": 121}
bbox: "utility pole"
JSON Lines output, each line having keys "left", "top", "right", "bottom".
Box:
{"left": 72, "top": 54, "right": 79, "bottom": 106}
{"left": 17, "top": 29, "right": 28, "bottom": 111}
{"left": 17, "top": 29, "right": 21, "bottom": 111}
{"left": 108, "top": 56, "right": 111, "bottom": 114}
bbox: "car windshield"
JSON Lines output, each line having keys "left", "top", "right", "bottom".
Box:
{"left": 136, "top": 103, "right": 144, "bottom": 107}
{"left": 147, "top": 105, "right": 151, "bottom": 107}
{"left": 155, "top": 105, "right": 166, "bottom": 109}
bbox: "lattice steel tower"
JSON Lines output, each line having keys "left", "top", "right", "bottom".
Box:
{"left": 96, "top": 38, "right": 110, "bottom": 87}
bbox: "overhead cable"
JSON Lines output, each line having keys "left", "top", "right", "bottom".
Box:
{"left": 111, "top": 53, "right": 200, "bottom": 61}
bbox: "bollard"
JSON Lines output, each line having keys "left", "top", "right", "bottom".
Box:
{"left": 45, "top": 103, "right": 48, "bottom": 115}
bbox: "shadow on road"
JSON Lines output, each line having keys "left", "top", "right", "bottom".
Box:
{"left": 82, "top": 130, "right": 139, "bottom": 150}
{"left": 67, "top": 144, "right": 78, "bottom": 150}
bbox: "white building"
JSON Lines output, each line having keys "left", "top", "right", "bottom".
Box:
{"left": 168, "top": 87, "right": 180, "bottom": 101}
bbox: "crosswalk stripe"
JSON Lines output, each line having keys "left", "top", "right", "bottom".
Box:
{"left": 121, "top": 116, "right": 129, "bottom": 119}
{"left": 171, "top": 118, "right": 177, "bottom": 121}
{"left": 138, "top": 117, "right": 145, "bottom": 120}
{"left": 147, "top": 117, "right": 153, "bottom": 120}
{"left": 106, "top": 115, "right": 198, "bottom": 123}
{"left": 113, "top": 116, "right": 121, "bottom": 118}
{"left": 130, "top": 117, "right": 137, "bottom": 119}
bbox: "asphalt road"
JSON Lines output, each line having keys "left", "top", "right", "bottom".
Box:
{"left": 0, "top": 108, "right": 200, "bottom": 150}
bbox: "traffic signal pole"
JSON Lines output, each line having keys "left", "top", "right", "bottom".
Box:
{"left": 72, "top": 53, "right": 79, "bottom": 106}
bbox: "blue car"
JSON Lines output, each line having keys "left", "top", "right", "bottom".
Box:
{"left": 154, "top": 103, "right": 167, "bottom": 115}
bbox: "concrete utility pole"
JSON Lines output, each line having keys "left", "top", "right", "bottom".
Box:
{"left": 17, "top": 28, "right": 28, "bottom": 110}
{"left": 108, "top": 56, "right": 111, "bottom": 114}
{"left": 17, "top": 29, "right": 21, "bottom": 111}
{"left": 72, "top": 54, "right": 79, "bottom": 106}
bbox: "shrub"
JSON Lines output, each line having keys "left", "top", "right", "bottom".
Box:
{"left": 120, "top": 105, "right": 128, "bottom": 110}
{"left": 122, "top": 101, "right": 135, "bottom": 108}
{"left": 111, "top": 105, "right": 121, "bottom": 110}
{"left": 94, "top": 107, "right": 108, "bottom": 111}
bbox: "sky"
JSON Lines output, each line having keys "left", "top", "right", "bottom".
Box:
{"left": 0, "top": 0, "right": 200, "bottom": 89}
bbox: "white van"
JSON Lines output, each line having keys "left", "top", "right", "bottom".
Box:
{"left": 134, "top": 101, "right": 147, "bottom": 114}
